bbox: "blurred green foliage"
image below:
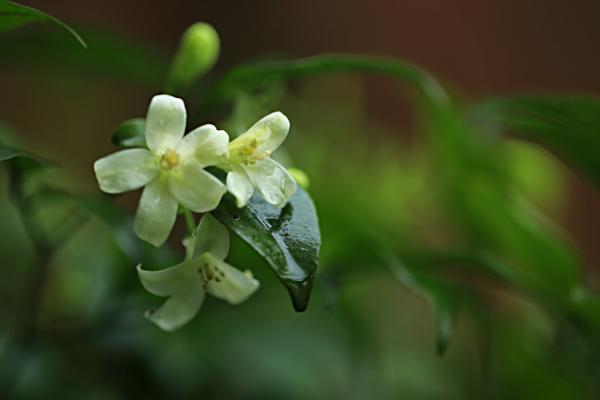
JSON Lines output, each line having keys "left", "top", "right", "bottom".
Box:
{"left": 0, "top": 0, "right": 85, "bottom": 47}
{"left": 1, "top": 6, "right": 600, "bottom": 400}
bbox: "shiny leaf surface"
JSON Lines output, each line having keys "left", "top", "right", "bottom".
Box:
{"left": 212, "top": 187, "right": 320, "bottom": 312}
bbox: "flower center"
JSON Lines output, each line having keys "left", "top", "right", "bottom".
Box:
{"left": 160, "top": 149, "right": 180, "bottom": 170}
{"left": 229, "top": 139, "right": 269, "bottom": 166}
{"left": 199, "top": 255, "right": 226, "bottom": 288}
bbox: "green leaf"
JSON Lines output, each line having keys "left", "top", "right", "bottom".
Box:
{"left": 192, "top": 54, "right": 452, "bottom": 120}
{"left": 33, "top": 187, "right": 141, "bottom": 260}
{"left": 111, "top": 118, "right": 146, "bottom": 148}
{"left": 212, "top": 188, "right": 321, "bottom": 312}
{"left": 0, "top": 0, "right": 86, "bottom": 47}
{"left": 429, "top": 97, "right": 583, "bottom": 303}
{"left": 0, "top": 144, "right": 47, "bottom": 171}
{"left": 470, "top": 95, "right": 600, "bottom": 188}
{"left": 0, "top": 28, "right": 167, "bottom": 86}
{"left": 0, "top": 146, "right": 27, "bottom": 162}
{"left": 382, "top": 249, "right": 461, "bottom": 356}
{"left": 570, "top": 287, "right": 600, "bottom": 332}
{"left": 32, "top": 186, "right": 180, "bottom": 271}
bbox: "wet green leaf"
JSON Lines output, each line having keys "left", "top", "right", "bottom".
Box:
{"left": 212, "top": 188, "right": 321, "bottom": 312}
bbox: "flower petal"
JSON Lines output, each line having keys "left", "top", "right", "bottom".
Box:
{"left": 137, "top": 261, "right": 191, "bottom": 296}
{"left": 145, "top": 94, "right": 187, "bottom": 153}
{"left": 134, "top": 177, "right": 178, "bottom": 247}
{"left": 93, "top": 149, "right": 158, "bottom": 194}
{"left": 144, "top": 281, "right": 205, "bottom": 331}
{"left": 202, "top": 253, "right": 259, "bottom": 305}
{"left": 231, "top": 111, "right": 289, "bottom": 155}
{"left": 226, "top": 168, "right": 254, "bottom": 208}
{"left": 168, "top": 162, "right": 226, "bottom": 212}
{"left": 193, "top": 214, "right": 230, "bottom": 261}
{"left": 177, "top": 124, "right": 229, "bottom": 166}
{"left": 244, "top": 158, "right": 297, "bottom": 208}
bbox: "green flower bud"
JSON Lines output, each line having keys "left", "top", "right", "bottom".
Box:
{"left": 166, "top": 23, "right": 220, "bottom": 94}
{"left": 288, "top": 167, "right": 310, "bottom": 190}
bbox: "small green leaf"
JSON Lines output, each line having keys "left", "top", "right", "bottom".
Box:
{"left": 111, "top": 118, "right": 146, "bottom": 148}
{"left": 0, "top": 0, "right": 86, "bottom": 47}
{"left": 470, "top": 95, "right": 600, "bottom": 188}
{"left": 212, "top": 188, "right": 321, "bottom": 312}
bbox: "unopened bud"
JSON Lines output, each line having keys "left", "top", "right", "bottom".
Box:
{"left": 288, "top": 167, "right": 310, "bottom": 190}
{"left": 166, "top": 23, "right": 220, "bottom": 94}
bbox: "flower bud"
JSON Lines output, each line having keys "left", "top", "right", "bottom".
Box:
{"left": 288, "top": 167, "right": 310, "bottom": 190}
{"left": 166, "top": 23, "right": 220, "bottom": 94}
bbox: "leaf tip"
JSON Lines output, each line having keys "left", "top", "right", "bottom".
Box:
{"left": 286, "top": 275, "right": 315, "bottom": 312}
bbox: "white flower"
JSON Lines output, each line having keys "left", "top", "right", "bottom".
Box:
{"left": 137, "top": 214, "right": 260, "bottom": 331}
{"left": 94, "top": 94, "right": 229, "bottom": 246}
{"left": 221, "top": 112, "right": 297, "bottom": 208}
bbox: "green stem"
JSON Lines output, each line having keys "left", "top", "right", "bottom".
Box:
{"left": 182, "top": 208, "right": 196, "bottom": 235}
{"left": 8, "top": 173, "right": 53, "bottom": 344}
{"left": 1, "top": 170, "right": 55, "bottom": 398}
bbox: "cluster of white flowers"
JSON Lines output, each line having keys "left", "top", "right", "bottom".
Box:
{"left": 94, "top": 94, "right": 297, "bottom": 330}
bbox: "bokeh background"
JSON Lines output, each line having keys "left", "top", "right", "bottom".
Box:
{"left": 1, "top": 0, "right": 600, "bottom": 399}
{"left": 4, "top": 0, "right": 600, "bottom": 264}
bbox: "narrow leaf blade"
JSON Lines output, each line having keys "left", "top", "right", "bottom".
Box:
{"left": 470, "top": 95, "right": 600, "bottom": 188}
{"left": 0, "top": 144, "right": 48, "bottom": 170}
{"left": 0, "top": 0, "right": 86, "bottom": 47}
{"left": 383, "top": 250, "right": 460, "bottom": 356}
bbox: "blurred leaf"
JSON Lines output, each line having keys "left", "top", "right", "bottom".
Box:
{"left": 193, "top": 54, "right": 451, "bottom": 119}
{"left": 0, "top": 29, "right": 167, "bottom": 86}
{"left": 212, "top": 188, "right": 321, "bottom": 312}
{"left": 382, "top": 249, "right": 461, "bottom": 355}
{"left": 0, "top": 143, "right": 48, "bottom": 173}
{"left": 503, "top": 140, "right": 566, "bottom": 211}
{"left": 459, "top": 178, "right": 581, "bottom": 297}
{"left": 0, "top": 0, "right": 85, "bottom": 47}
{"left": 569, "top": 287, "right": 600, "bottom": 332}
{"left": 111, "top": 118, "right": 146, "bottom": 148}
{"left": 470, "top": 95, "right": 600, "bottom": 188}
{"left": 76, "top": 195, "right": 141, "bottom": 261}
{"left": 0, "top": 146, "right": 33, "bottom": 162}
{"left": 34, "top": 187, "right": 140, "bottom": 261}
{"left": 427, "top": 97, "right": 584, "bottom": 305}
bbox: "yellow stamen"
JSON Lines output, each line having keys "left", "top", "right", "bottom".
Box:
{"left": 230, "top": 139, "right": 269, "bottom": 165}
{"left": 160, "top": 149, "right": 180, "bottom": 170}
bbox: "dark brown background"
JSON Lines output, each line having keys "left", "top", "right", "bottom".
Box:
{"left": 3, "top": 0, "right": 600, "bottom": 269}
{"left": 32, "top": 0, "right": 600, "bottom": 93}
